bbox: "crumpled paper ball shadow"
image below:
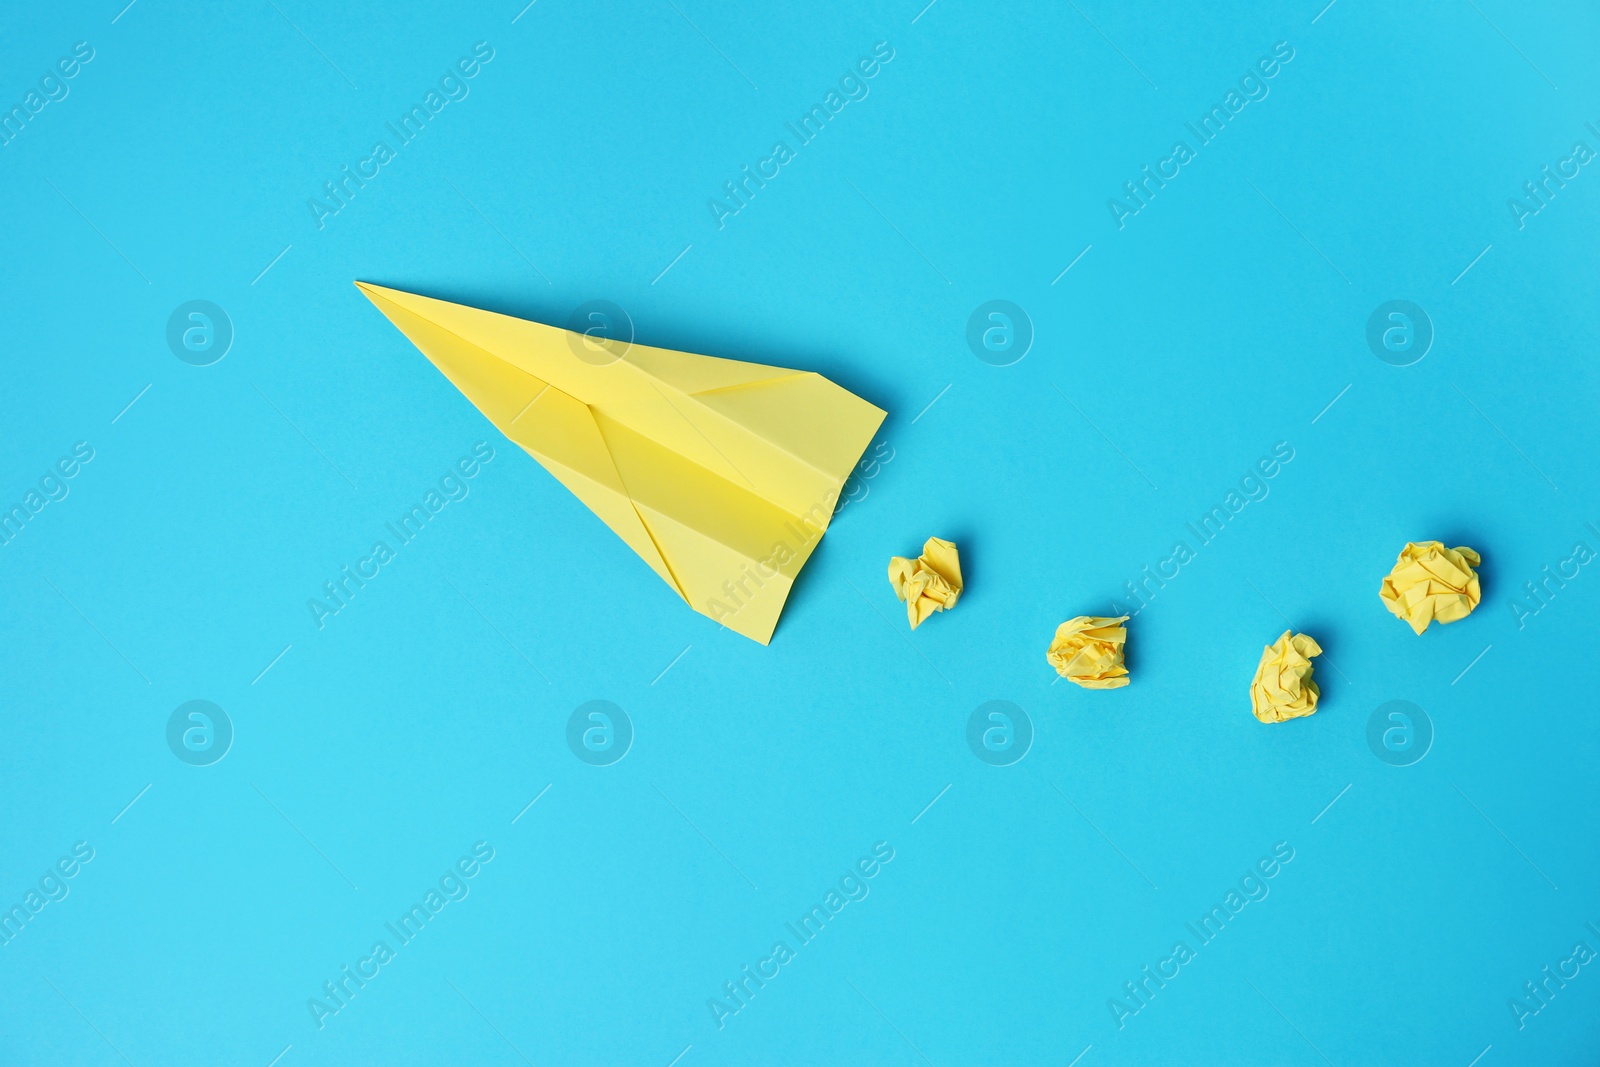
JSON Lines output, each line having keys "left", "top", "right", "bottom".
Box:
{"left": 1047, "top": 615, "right": 1129, "bottom": 688}
{"left": 1378, "top": 541, "right": 1482, "bottom": 634}
{"left": 888, "top": 537, "right": 962, "bottom": 628}
{"left": 1250, "top": 630, "right": 1322, "bottom": 723}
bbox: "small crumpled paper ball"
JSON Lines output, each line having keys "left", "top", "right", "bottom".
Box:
{"left": 1378, "top": 541, "right": 1482, "bottom": 634}
{"left": 1047, "top": 616, "right": 1130, "bottom": 689}
{"left": 888, "top": 537, "right": 962, "bottom": 629}
{"left": 1250, "top": 630, "right": 1323, "bottom": 723}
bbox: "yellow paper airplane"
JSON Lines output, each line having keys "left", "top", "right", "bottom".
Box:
{"left": 356, "top": 282, "right": 886, "bottom": 644}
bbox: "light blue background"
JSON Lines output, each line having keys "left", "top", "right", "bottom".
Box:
{"left": 3, "top": 0, "right": 1599, "bottom": 1063}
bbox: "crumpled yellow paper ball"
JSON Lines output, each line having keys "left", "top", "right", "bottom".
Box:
{"left": 888, "top": 537, "right": 962, "bottom": 629}
{"left": 1378, "top": 541, "right": 1482, "bottom": 634}
{"left": 1047, "top": 616, "right": 1130, "bottom": 689}
{"left": 1250, "top": 630, "right": 1323, "bottom": 723}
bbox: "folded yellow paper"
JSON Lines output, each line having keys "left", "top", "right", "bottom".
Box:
{"left": 1378, "top": 541, "right": 1482, "bottom": 634}
{"left": 888, "top": 537, "right": 962, "bottom": 628}
{"left": 1250, "top": 631, "right": 1322, "bottom": 723}
{"left": 355, "top": 282, "right": 886, "bottom": 645}
{"left": 1047, "top": 616, "right": 1129, "bottom": 688}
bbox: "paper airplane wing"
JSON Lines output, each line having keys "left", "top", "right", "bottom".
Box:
{"left": 356, "top": 282, "right": 886, "bottom": 644}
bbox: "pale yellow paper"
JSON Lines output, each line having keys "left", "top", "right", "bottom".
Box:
{"left": 888, "top": 537, "right": 962, "bottom": 628}
{"left": 1378, "top": 541, "right": 1481, "bottom": 634}
{"left": 1250, "top": 630, "right": 1322, "bottom": 723}
{"left": 1047, "top": 615, "right": 1129, "bottom": 688}
{"left": 356, "top": 282, "right": 886, "bottom": 645}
